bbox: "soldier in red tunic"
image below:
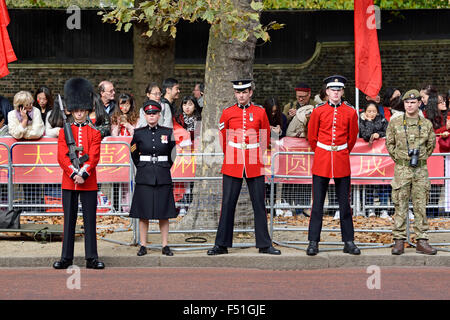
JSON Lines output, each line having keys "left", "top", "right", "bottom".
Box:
{"left": 306, "top": 75, "right": 361, "bottom": 256}
{"left": 53, "top": 78, "right": 104, "bottom": 269}
{"left": 207, "top": 79, "right": 281, "bottom": 255}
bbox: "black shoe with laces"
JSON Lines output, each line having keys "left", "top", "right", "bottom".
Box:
{"left": 137, "top": 246, "right": 147, "bottom": 256}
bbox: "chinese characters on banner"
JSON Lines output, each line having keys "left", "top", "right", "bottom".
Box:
{"left": 0, "top": 136, "right": 444, "bottom": 185}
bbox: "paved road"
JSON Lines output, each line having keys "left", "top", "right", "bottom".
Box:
{"left": 1, "top": 267, "right": 449, "bottom": 301}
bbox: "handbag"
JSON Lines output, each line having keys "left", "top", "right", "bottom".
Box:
{"left": 0, "top": 209, "right": 22, "bottom": 229}
{"left": 438, "top": 136, "right": 450, "bottom": 153}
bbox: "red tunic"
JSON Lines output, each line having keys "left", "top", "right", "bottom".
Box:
{"left": 57, "top": 122, "right": 102, "bottom": 191}
{"left": 219, "top": 103, "right": 271, "bottom": 178}
{"left": 307, "top": 101, "right": 359, "bottom": 178}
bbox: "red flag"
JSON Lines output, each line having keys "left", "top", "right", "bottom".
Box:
{"left": 0, "top": 0, "right": 17, "bottom": 78}
{"left": 354, "top": 0, "right": 382, "bottom": 98}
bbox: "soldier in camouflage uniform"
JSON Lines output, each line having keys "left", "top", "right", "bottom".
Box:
{"left": 385, "top": 89, "right": 437, "bottom": 255}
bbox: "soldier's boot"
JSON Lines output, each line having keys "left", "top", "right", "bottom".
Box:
{"left": 391, "top": 239, "right": 404, "bottom": 255}
{"left": 416, "top": 239, "right": 437, "bottom": 255}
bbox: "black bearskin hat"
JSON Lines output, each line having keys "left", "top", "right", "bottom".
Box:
{"left": 64, "top": 77, "right": 94, "bottom": 111}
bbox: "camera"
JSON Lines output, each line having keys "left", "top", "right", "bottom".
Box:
{"left": 408, "top": 149, "right": 420, "bottom": 167}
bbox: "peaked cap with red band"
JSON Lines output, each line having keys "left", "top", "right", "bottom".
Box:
{"left": 143, "top": 99, "right": 161, "bottom": 114}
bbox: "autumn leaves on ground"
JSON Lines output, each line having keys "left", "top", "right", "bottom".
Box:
{"left": 15, "top": 213, "right": 450, "bottom": 247}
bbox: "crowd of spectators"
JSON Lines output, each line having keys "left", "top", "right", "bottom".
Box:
{"left": 1, "top": 79, "right": 449, "bottom": 218}
{"left": 2, "top": 80, "right": 448, "bottom": 148}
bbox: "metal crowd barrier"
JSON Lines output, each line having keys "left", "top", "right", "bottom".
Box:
{"left": 269, "top": 151, "right": 450, "bottom": 253}
{"left": 0, "top": 142, "right": 11, "bottom": 211}
{"left": 133, "top": 152, "right": 263, "bottom": 252}
{"left": 5, "top": 140, "right": 136, "bottom": 244}
{"left": 2, "top": 143, "right": 449, "bottom": 253}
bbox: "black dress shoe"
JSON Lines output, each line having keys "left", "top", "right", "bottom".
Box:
{"left": 306, "top": 241, "right": 319, "bottom": 256}
{"left": 207, "top": 245, "right": 228, "bottom": 255}
{"left": 162, "top": 246, "right": 174, "bottom": 256}
{"left": 259, "top": 246, "right": 281, "bottom": 255}
{"left": 343, "top": 241, "right": 361, "bottom": 255}
{"left": 53, "top": 259, "right": 73, "bottom": 269}
{"left": 86, "top": 259, "right": 105, "bottom": 269}
{"left": 137, "top": 246, "right": 147, "bottom": 256}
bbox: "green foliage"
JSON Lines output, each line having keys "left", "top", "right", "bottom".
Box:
{"left": 6, "top": 0, "right": 113, "bottom": 8}
{"left": 8, "top": 0, "right": 450, "bottom": 9}
{"left": 262, "top": 0, "right": 450, "bottom": 10}
{"left": 99, "top": 0, "right": 283, "bottom": 42}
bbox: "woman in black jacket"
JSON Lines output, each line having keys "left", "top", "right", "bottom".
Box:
{"left": 359, "top": 102, "right": 388, "bottom": 143}
{"left": 359, "top": 102, "right": 389, "bottom": 217}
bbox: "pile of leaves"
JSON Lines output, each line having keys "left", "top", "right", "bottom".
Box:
{"left": 274, "top": 215, "right": 450, "bottom": 245}
{"left": 18, "top": 215, "right": 131, "bottom": 239}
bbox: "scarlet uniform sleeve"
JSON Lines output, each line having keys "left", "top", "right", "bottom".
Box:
{"left": 57, "top": 127, "right": 78, "bottom": 179}
{"left": 219, "top": 110, "right": 228, "bottom": 154}
{"left": 79, "top": 128, "right": 101, "bottom": 180}
{"left": 347, "top": 108, "right": 359, "bottom": 151}
{"left": 307, "top": 108, "right": 319, "bottom": 151}
{"left": 261, "top": 110, "right": 271, "bottom": 150}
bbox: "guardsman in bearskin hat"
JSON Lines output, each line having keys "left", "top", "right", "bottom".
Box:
{"left": 306, "top": 75, "right": 361, "bottom": 256}
{"left": 207, "top": 79, "right": 281, "bottom": 256}
{"left": 53, "top": 77, "right": 104, "bottom": 269}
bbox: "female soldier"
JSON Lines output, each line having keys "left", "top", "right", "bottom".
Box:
{"left": 129, "top": 99, "right": 178, "bottom": 256}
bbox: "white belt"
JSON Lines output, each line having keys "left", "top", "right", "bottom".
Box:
{"left": 228, "top": 141, "right": 260, "bottom": 150}
{"left": 316, "top": 141, "right": 348, "bottom": 151}
{"left": 140, "top": 155, "right": 168, "bottom": 162}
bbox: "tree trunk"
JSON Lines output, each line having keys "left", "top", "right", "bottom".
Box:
{"left": 132, "top": 22, "right": 175, "bottom": 108}
{"left": 176, "top": 0, "right": 260, "bottom": 231}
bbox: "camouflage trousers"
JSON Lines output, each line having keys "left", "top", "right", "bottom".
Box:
{"left": 391, "top": 164, "right": 430, "bottom": 240}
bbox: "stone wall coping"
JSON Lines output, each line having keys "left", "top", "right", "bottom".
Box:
{"left": 8, "top": 39, "right": 450, "bottom": 73}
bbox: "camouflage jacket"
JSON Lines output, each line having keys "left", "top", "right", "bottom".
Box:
{"left": 385, "top": 114, "right": 436, "bottom": 163}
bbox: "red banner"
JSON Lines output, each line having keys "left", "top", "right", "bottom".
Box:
{"left": 0, "top": 136, "right": 197, "bottom": 184}
{"left": 272, "top": 137, "right": 444, "bottom": 184}
{"left": 0, "top": 0, "right": 17, "bottom": 78}
{"left": 354, "top": 0, "right": 382, "bottom": 97}
{"left": 0, "top": 136, "right": 444, "bottom": 185}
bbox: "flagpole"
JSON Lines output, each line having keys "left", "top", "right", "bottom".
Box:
{"left": 355, "top": 87, "right": 359, "bottom": 112}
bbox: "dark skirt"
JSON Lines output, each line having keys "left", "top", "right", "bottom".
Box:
{"left": 129, "top": 183, "right": 178, "bottom": 220}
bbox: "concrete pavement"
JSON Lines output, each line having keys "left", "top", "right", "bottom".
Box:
{"left": 1, "top": 229, "right": 449, "bottom": 269}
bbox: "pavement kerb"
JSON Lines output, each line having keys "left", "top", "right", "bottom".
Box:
{"left": 1, "top": 251, "right": 450, "bottom": 269}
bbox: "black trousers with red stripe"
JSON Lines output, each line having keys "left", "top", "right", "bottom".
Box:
{"left": 308, "top": 175, "right": 354, "bottom": 242}
{"left": 61, "top": 189, "right": 98, "bottom": 261}
{"left": 215, "top": 174, "right": 272, "bottom": 248}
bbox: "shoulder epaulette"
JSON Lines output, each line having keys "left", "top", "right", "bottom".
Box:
{"left": 223, "top": 104, "right": 235, "bottom": 110}
{"left": 134, "top": 126, "right": 147, "bottom": 132}
{"left": 159, "top": 126, "right": 172, "bottom": 132}
{"left": 253, "top": 104, "right": 264, "bottom": 109}
{"left": 343, "top": 101, "right": 355, "bottom": 109}
{"left": 87, "top": 122, "right": 97, "bottom": 130}
{"left": 315, "top": 102, "right": 326, "bottom": 108}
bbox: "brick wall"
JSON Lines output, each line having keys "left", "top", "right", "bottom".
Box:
{"left": 1, "top": 39, "right": 449, "bottom": 109}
